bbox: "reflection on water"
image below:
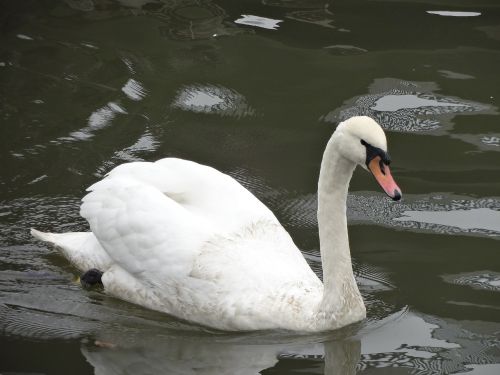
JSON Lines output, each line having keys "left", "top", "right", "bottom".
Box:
{"left": 262, "top": 0, "right": 327, "bottom": 7}
{"left": 370, "top": 94, "right": 467, "bottom": 112}
{"left": 451, "top": 133, "right": 500, "bottom": 151}
{"left": 426, "top": 11, "right": 481, "bottom": 17}
{"left": 262, "top": 0, "right": 336, "bottom": 29}
{"left": 443, "top": 271, "right": 500, "bottom": 292}
{"left": 64, "top": 0, "right": 95, "bottom": 12}
{"left": 81, "top": 331, "right": 361, "bottom": 375}
{"left": 324, "top": 45, "right": 367, "bottom": 55}
{"left": 280, "top": 192, "right": 500, "bottom": 238}
{"left": 61, "top": 102, "right": 127, "bottom": 142}
{"left": 16, "top": 33, "right": 35, "bottom": 41}
{"left": 350, "top": 195, "right": 500, "bottom": 237}
{"left": 286, "top": 8, "right": 335, "bottom": 29}
{"left": 121, "top": 78, "right": 147, "bottom": 101}
{"left": 361, "top": 313, "right": 459, "bottom": 361}
{"left": 438, "top": 70, "right": 475, "bottom": 80}
{"left": 64, "top": 0, "right": 234, "bottom": 40}
{"left": 156, "top": 0, "right": 228, "bottom": 40}
{"left": 0, "top": 197, "right": 84, "bottom": 245}
{"left": 322, "top": 78, "right": 495, "bottom": 133}
{"left": 480, "top": 136, "right": 500, "bottom": 147}
{"left": 235, "top": 15, "right": 283, "bottom": 30}
{"left": 479, "top": 24, "right": 500, "bottom": 41}
{"left": 95, "top": 129, "right": 160, "bottom": 176}
{"left": 395, "top": 207, "right": 500, "bottom": 233}
{"left": 359, "top": 313, "right": 499, "bottom": 374}
{"left": 172, "top": 84, "right": 256, "bottom": 117}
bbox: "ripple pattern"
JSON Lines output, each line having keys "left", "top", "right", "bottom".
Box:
{"left": 172, "top": 84, "right": 256, "bottom": 118}
{"left": 322, "top": 78, "right": 495, "bottom": 133}
{"left": 279, "top": 192, "right": 500, "bottom": 238}
{"left": 442, "top": 271, "right": 500, "bottom": 292}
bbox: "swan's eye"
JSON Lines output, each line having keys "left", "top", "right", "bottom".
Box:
{"left": 360, "top": 139, "right": 390, "bottom": 167}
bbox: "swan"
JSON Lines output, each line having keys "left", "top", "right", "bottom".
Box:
{"left": 31, "top": 116, "right": 401, "bottom": 332}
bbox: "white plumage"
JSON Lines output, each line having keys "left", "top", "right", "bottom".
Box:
{"left": 32, "top": 116, "right": 400, "bottom": 332}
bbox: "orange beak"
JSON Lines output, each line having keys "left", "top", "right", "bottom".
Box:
{"left": 368, "top": 156, "right": 402, "bottom": 201}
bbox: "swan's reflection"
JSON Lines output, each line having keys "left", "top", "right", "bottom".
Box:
{"left": 78, "top": 310, "right": 500, "bottom": 374}
{"left": 81, "top": 330, "right": 361, "bottom": 375}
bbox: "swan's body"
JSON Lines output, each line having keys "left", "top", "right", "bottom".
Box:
{"left": 32, "top": 116, "right": 401, "bottom": 332}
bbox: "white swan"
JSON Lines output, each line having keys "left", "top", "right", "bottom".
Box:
{"left": 31, "top": 116, "right": 401, "bottom": 332}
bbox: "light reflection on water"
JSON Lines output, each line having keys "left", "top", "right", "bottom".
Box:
{"left": 280, "top": 192, "right": 500, "bottom": 238}
{"left": 235, "top": 15, "right": 283, "bottom": 30}
{"left": 395, "top": 207, "right": 500, "bottom": 233}
{"left": 322, "top": 78, "right": 496, "bottom": 133}
{"left": 62, "top": 102, "right": 128, "bottom": 142}
{"left": 426, "top": 11, "right": 481, "bottom": 17}
{"left": 451, "top": 133, "right": 500, "bottom": 151}
{"left": 443, "top": 271, "right": 500, "bottom": 292}
{"left": 172, "top": 84, "right": 256, "bottom": 117}
{"left": 121, "top": 78, "right": 147, "bottom": 101}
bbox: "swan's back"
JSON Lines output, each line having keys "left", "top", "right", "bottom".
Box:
{"left": 84, "top": 158, "right": 278, "bottom": 233}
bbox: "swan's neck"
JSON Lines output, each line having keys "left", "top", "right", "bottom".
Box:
{"left": 316, "top": 136, "right": 363, "bottom": 323}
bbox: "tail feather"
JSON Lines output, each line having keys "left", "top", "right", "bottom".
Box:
{"left": 31, "top": 228, "right": 57, "bottom": 243}
{"left": 31, "top": 228, "right": 113, "bottom": 272}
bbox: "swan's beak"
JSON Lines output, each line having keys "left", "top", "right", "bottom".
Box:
{"left": 368, "top": 156, "right": 402, "bottom": 201}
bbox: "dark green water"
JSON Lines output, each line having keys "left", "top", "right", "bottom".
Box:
{"left": 1, "top": 0, "right": 500, "bottom": 374}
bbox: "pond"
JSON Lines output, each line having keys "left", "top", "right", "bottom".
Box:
{"left": 1, "top": 0, "right": 499, "bottom": 374}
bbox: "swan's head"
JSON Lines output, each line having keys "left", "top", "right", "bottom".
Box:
{"left": 334, "top": 116, "right": 402, "bottom": 201}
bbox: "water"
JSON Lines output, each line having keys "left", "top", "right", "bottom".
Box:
{"left": 1, "top": 0, "right": 499, "bottom": 373}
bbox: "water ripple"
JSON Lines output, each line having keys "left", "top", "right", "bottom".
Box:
{"left": 357, "top": 314, "right": 499, "bottom": 374}
{"left": 94, "top": 130, "right": 160, "bottom": 176}
{"left": 172, "top": 84, "right": 256, "bottom": 118}
{"left": 121, "top": 78, "right": 147, "bottom": 101}
{"left": 442, "top": 271, "right": 500, "bottom": 292}
{"left": 57, "top": 102, "right": 127, "bottom": 143}
{"left": 322, "top": 78, "right": 496, "bottom": 133}
{"left": 279, "top": 192, "right": 500, "bottom": 238}
{"left": 155, "top": 0, "right": 229, "bottom": 40}
{"left": 0, "top": 196, "right": 84, "bottom": 245}
{"left": 452, "top": 133, "right": 500, "bottom": 151}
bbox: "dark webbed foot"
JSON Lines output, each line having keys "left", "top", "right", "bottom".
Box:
{"left": 81, "top": 268, "right": 103, "bottom": 289}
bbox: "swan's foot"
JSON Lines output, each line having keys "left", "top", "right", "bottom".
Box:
{"left": 80, "top": 268, "right": 103, "bottom": 289}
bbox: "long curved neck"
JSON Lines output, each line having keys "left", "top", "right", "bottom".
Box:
{"left": 316, "top": 135, "right": 361, "bottom": 317}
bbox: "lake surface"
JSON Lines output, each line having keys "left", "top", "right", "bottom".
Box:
{"left": 1, "top": 0, "right": 500, "bottom": 373}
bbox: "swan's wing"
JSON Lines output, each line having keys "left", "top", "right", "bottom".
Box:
{"left": 80, "top": 158, "right": 281, "bottom": 285}
{"left": 93, "top": 158, "right": 280, "bottom": 232}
